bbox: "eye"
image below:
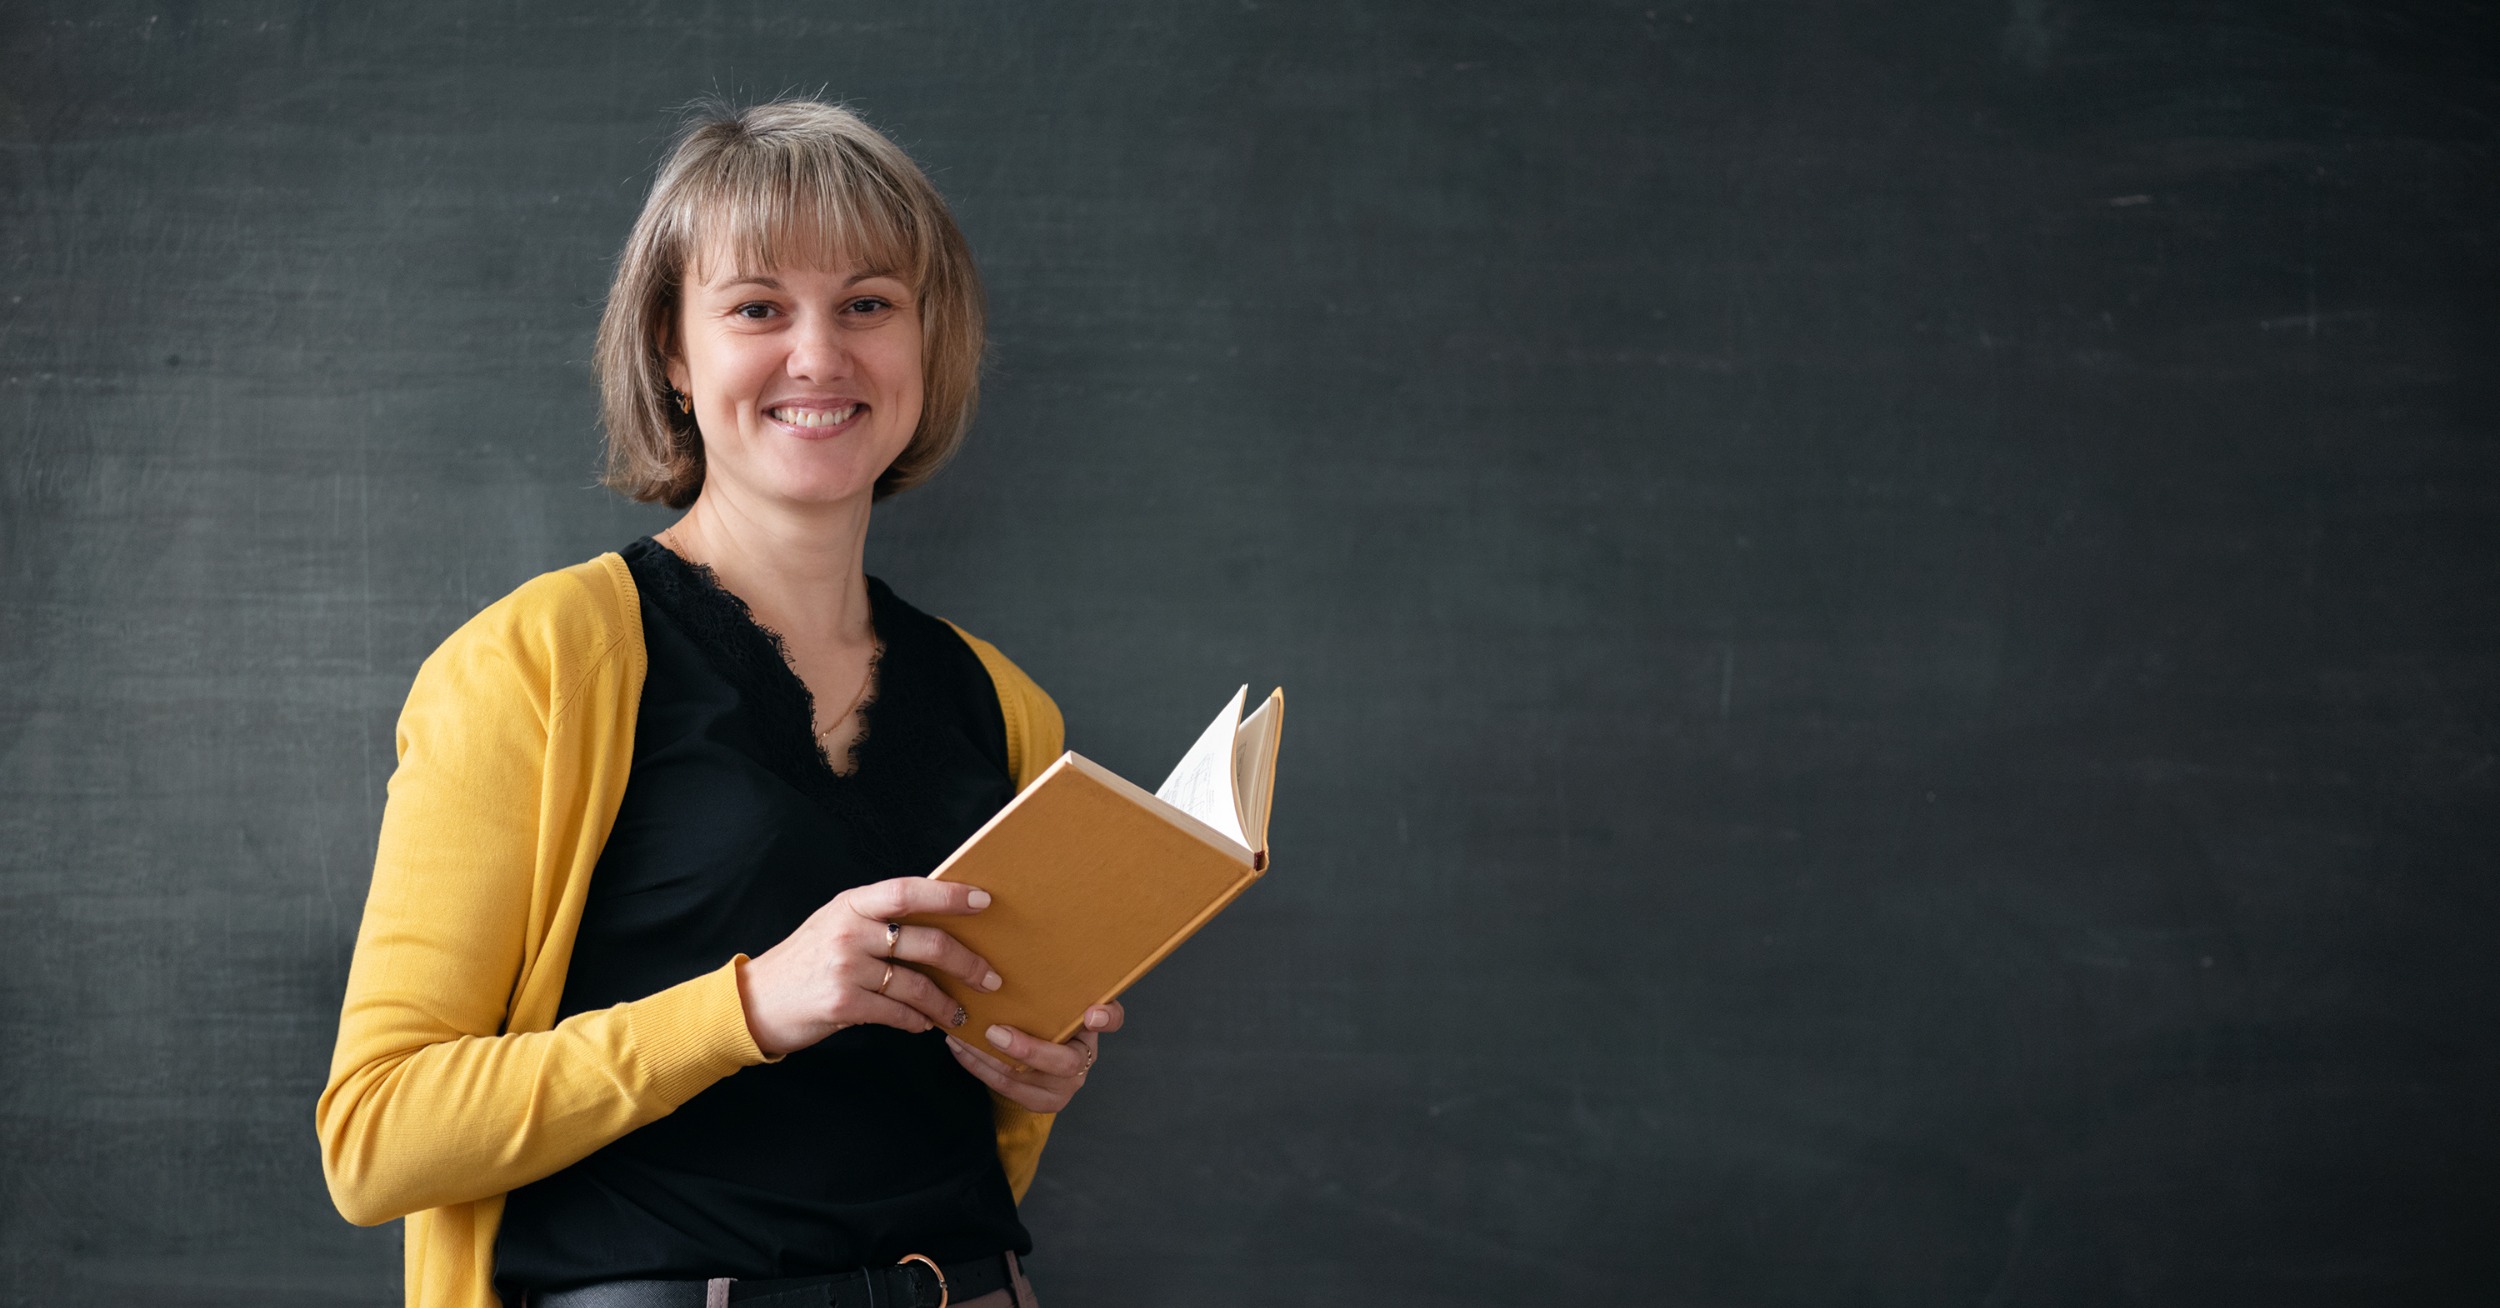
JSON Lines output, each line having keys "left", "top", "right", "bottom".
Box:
{"left": 843, "top": 296, "right": 892, "bottom": 315}
{"left": 733, "top": 301, "right": 777, "bottom": 320}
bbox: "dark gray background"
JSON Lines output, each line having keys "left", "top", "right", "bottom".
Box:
{"left": 4, "top": 2, "right": 2495, "bottom": 1304}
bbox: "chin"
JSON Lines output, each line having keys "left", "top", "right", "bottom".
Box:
{"left": 760, "top": 452, "right": 895, "bottom": 506}
{"left": 772, "top": 477, "right": 881, "bottom": 507}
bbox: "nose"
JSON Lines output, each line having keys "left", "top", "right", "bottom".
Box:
{"left": 784, "top": 308, "right": 849, "bottom": 382}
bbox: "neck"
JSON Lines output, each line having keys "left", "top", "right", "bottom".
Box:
{"left": 656, "top": 479, "right": 875, "bottom": 646}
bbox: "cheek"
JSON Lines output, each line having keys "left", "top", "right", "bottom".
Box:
{"left": 704, "top": 340, "right": 771, "bottom": 394}
{"left": 879, "top": 335, "right": 926, "bottom": 422}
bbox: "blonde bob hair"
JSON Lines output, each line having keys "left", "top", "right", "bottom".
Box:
{"left": 596, "top": 99, "right": 984, "bottom": 507}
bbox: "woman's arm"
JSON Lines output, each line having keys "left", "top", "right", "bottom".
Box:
{"left": 315, "top": 594, "right": 764, "bottom": 1227}
{"left": 318, "top": 576, "right": 1017, "bottom": 1225}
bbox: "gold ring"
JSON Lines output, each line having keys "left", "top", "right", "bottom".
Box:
{"left": 1080, "top": 1040, "right": 1097, "bottom": 1073}
{"left": 883, "top": 921, "right": 902, "bottom": 954}
{"left": 876, "top": 962, "right": 894, "bottom": 995}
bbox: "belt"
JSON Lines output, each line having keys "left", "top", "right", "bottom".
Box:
{"left": 528, "top": 1252, "right": 1014, "bottom": 1308}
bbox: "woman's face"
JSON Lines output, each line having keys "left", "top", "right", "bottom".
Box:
{"left": 666, "top": 242, "right": 924, "bottom": 510}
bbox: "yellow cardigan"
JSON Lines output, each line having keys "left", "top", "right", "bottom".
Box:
{"left": 315, "top": 552, "right": 1065, "bottom": 1308}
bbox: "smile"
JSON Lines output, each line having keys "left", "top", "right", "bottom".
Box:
{"left": 767, "top": 403, "right": 859, "bottom": 430}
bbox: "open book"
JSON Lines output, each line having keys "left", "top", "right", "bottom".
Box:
{"left": 908, "top": 686, "right": 1285, "bottom": 1066}
{"left": 1149, "top": 684, "right": 1285, "bottom": 868}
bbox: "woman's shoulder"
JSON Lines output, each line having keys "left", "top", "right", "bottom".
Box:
{"left": 409, "top": 553, "right": 642, "bottom": 714}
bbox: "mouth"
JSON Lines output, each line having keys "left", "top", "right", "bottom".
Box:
{"left": 767, "top": 402, "right": 860, "bottom": 432}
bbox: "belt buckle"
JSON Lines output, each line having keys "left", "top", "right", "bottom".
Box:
{"left": 895, "top": 1253, "right": 948, "bottom": 1308}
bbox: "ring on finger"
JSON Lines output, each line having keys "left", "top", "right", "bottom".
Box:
{"left": 876, "top": 962, "right": 894, "bottom": 995}
{"left": 881, "top": 921, "right": 902, "bottom": 955}
{"left": 1078, "top": 1040, "right": 1097, "bottom": 1074}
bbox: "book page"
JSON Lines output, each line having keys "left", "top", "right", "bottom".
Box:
{"left": 1155, "top": 686, "right": 1249, "bottom": 848}
{"left": 1231, "top": 689, "right": 1284, "bottom": 852}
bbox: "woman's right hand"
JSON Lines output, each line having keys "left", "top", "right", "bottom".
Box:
{"left": 734, "top": 878, "right": 1003, "bottom": 1058}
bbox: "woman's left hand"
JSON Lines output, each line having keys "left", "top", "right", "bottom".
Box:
{"left": 944, "top": 1001, "right": 1124, "bottom": 1114}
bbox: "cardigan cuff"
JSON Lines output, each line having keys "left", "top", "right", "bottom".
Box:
{"left": 626, "top": 956, "right": 774, "bottom": 1108}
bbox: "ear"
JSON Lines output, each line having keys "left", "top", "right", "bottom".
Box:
{"left": 660, "top": 332, "right": 690, "bottom": 400}
{"left": 659, "top": 317, "right": 690, "bottom": 397}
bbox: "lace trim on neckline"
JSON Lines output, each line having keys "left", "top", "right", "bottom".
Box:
{"left": 636, "top": 539, "right": 882, "bottom": 783}
{"left": 809, "top": 635, "right": 883, "bottom": 778}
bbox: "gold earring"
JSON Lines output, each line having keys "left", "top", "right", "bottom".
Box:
{"left": 671, "top": 387, "right": 691, "bottom": 414}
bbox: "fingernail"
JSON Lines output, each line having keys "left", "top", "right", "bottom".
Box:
{"left": 952, "top": 1005, "right": 968, "bottom": 1028}
{"left": 986, "top": 1025, "right": 1015, "bottom": 1051}
{"left": 966, "top": 889, "right": 992, "bottom": 909}
{"left": 945, "top": 1035, "right": 964, "bottom": 1051}
{"left": 1086, "top": 1009, "right": 1108, "bottom": 1030}
{"left": 983, "top": 971, "right": 1003, "bottom": 992}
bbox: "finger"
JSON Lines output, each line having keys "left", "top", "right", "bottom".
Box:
{"left": 946, "top": 1024, "right": 1074, "bottom": 1087}
{"left": 889, "top": 925, "right": 1002, "bottom": 992}
{"left": 948, "top": 1036, "right": 1019, "bottom": 1078}
{"left": 834, "top": 952, "right": 964, "bottom": 1032}
{"left": 850, "top": 989, "right": 942, "bottom": 1035}
{"left": 947, "top": 1036, "right": 1077, "bottom": 1111}
{"left": 984, "top": 1024, "right": 1088, "bottom": 1078}
{"left": 888, "top": 966, "right": 973, "bottom": 1032}
{"left": 947, "top": 1037, "right": 1061, "bottom": 1111}
{"left": 845, "top": 877, "right": 991, "bottom": 922}
{"left": 1083, "top": 1001, "right": 1125, "bottom": 1033}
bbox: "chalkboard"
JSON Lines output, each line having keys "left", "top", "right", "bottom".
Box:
{"left": 2, "top": 2, "right": 2494, "bottom": 1304}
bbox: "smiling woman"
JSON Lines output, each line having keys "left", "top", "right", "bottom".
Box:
{"left": 316, "top": 101, "right": 1108, "bottom": 1308}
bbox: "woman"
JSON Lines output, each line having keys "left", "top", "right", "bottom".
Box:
{"left": 317, "top": 99, "right": 1114, "bottom": 1308}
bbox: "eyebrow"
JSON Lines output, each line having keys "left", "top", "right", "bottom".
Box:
{"left": 705, "top": 266, "right": 902, "bottom": 292}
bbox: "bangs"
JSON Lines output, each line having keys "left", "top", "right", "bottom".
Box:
{"left": 665, "top": 133, "right": 927, "bottom": 286}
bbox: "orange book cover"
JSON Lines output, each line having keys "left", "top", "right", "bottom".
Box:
{"left": 905, "top": 688, "right": 1283, "bottom": 1067}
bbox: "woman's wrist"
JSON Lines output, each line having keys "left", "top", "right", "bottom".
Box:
{"left": 734, "top": 953, "right": 798, "bottom": 1060}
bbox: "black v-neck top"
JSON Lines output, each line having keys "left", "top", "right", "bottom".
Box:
{"left": 492, "top": 538, "right": 1030, "bottom": 1295}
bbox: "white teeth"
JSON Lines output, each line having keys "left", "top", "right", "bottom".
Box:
{"left": 771, "top": 404, "right": 856, "bottom": 428}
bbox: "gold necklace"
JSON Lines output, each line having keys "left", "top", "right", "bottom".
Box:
{"left": 814, "top": 637, "right": 885, "bottom": 744}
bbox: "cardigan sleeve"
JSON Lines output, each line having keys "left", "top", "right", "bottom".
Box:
{"left": 942, "top": 621, "right": 1068, "bottom": 1200}
{"left": 316, "top": 569, "right": 768, "bottom": 1227}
